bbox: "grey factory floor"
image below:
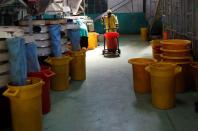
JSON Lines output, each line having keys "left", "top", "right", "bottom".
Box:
{"left": 44, "top": 35, "right": 198, "bottom": 131}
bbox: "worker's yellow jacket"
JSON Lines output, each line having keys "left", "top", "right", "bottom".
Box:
{"left": 102, "top": 14, "right": 119, "bottom": 32}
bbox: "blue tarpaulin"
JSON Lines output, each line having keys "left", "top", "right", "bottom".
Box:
{"left": 6, "top": 37, "right": 27, "bottom": 86}
{"left": 26, "top": 42, "right": 40, "bottom": 72}
{"left": 67, "top": 29, "right": 81, "bottom": 51}
{"left": 48, "top": 24, "right": 62, "bottom": 57}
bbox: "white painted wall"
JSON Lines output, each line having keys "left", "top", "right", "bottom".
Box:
{"left": 108, "top": 0, "right": 143, "bottom": 13}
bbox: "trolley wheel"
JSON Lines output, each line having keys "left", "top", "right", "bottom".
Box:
{"left": 118, "top": 49, "right": 121, "bottom": 54}
{"left": 102, "top": 50, "right": 105, "bottom": 55}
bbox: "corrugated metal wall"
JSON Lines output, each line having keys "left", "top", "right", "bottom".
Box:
{"left": 108, "top": 0, "right": 143, "bottom": 13}
{"left": 147, "top": 0, "right": 198, "bottom": 60}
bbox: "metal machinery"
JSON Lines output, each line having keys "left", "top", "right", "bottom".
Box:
{"left": 147, "top": 0, "right": 198, "bottom": 60}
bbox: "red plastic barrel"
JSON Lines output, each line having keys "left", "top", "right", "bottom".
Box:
{"left": 104, "top": 32, "right": 119, "bottom": 50}
{"left": 28, "top": 66, "right": 55, "bottom": 114}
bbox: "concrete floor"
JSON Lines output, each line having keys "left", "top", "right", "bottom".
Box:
{"left": 44, "top": 35, "right": 198, "bottom": 131}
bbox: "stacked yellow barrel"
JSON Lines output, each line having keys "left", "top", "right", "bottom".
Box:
{"left": 160, "top": 40, "right": 193, "bottom": 93}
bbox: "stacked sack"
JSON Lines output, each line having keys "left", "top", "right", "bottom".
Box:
{"left": 20, "top": 19, "right": 67, "bottom": 57}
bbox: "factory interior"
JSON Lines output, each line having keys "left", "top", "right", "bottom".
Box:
{"left": 0, "top": 0, "right": 198, "bottom": 131}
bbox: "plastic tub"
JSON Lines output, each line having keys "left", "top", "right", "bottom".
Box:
{"left": 160, "top": 39, "right": 191, "bottom": 50}
{"left": 128, "top": 58, "right": 156, "bottom": 93}
{"left": 88, "top": 32, "right": 98, "bottom": 50}
{"left": 145, "top": 62, "right": 182, "bottom": 109}
{"left": 104, "top": 32, "right": 119, "bottom": 50}
{"left": 140, "top": 28, "right": 148, "bottom": 41}
{"left": 3, "top": 77, "right": 44, "bottom": 131}
{"left": 45, "top": 56, "right": 73, "bottom": 91}
{"left": 161, "top": 48, "right": 192, "bottom": 57}
{"left": 28, "top": 66, "right": 55, "bottom": 114}
{"left": 70, "top": 50, "right": 86, "bottom": 80}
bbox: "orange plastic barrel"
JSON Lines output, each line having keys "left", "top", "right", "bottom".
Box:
{"left": 145, "top": 62, "right": 182, "bottom": 109}
{"left": 160, "top": 39, "right": 191, "bottom": 50}
{"left": 3, "top": 77, "right": 44, "bottom": 131}
{"left": 128, "top": 58, "right": 156, "bottom": 93}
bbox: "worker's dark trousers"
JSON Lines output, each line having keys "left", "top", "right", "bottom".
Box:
{"left": 80, "top": 36, "right": 88, "bottom": 48}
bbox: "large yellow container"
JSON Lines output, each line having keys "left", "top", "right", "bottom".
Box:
{"left": 128, "top": 58, "right": 156, "bottom": 93}
{"left": 3, "top": 77, "right": 43, "bottom": 131}
{"left": 45, "top": 56, "right": 72, "bottom": 91}
{"left": 88, "top": 32, "right": 98, "bottom": 49}
{"left": 140, "top": 27, "right": 148, "bottom": 41}
{"left": 70, "top": 50, "right": 86, "bottom": 80}
{"left": 145, "top": 62, "right": 182, "bottom": 109}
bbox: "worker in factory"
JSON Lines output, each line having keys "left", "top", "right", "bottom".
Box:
{"left": 101, "top": 9, "right": 119, "bottom": 32}
{"left": 76, "top": 18, "right": 89, "bottom": 50}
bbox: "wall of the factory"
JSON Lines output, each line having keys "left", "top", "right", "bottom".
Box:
{"left": 87, "top": 0, "right": 147, "bottom": 34}
{"left": 108, "top": 0, "right": 143, "bottom": 13}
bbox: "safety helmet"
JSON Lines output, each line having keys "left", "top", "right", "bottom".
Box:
{"left": 107, "top": 9, "right": 112, "bottom": 14}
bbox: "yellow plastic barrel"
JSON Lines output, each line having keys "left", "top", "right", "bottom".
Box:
{"left": 3, "top": 77, "right": 43, "bottom": 131}
{"left": 190, "top": 62, "right": 198, "bottom": 91}
{"left": 45, "top": 56, "right": 73, "bottom": 91}
{"left": 128, "top": 58, "right": 156, "bottom": 93}
{"left": 88, "top": 32, "right": 98, "bottom": 50}
{"left": 70, "top": 50, "right": 86, "bottom": 80}
{"left": 145, "top": 62, "right": 182, "bottom": 109}
{"left": 140, "top": 28, "right": 148, "bottom": 41}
